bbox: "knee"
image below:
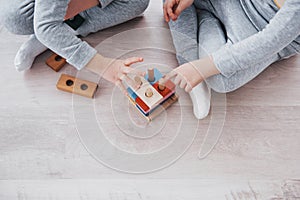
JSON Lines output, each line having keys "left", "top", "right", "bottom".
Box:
{"left": 2, "top": 3, "right": 34, "bottom": 35}
{"left": 205, "top": 75, "right": 236, "bottom": 93}
{"left": 131, "top": 0, "right": 150, "bottom": 15}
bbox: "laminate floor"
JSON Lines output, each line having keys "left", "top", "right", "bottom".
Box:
{"left": 0, "top": 1, "right": 299, "bottom": 199}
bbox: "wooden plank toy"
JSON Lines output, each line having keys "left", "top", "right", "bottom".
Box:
{"left": 56, "top": 74, "right": 98, "bottom": 98}
{"left": 46, "top": 53, "right": 67, "bottom": 72}
{"left": 126, "top": 68, "right": 178, "bottom": 121}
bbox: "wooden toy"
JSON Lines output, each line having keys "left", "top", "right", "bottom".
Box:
{"left": 126, "top": 68, "right": 178, "bottom": 121}
{"left": 56, "top": 74, "right": 98, "bottom": 98}
{"left": 46, "top": 53, "right": 67, "bottom": 72}
{"left": 147, "top": 94, "right": 179, "bottom": 121}
{"left": 147, "top": 68, "right": 155, "bottom": 82}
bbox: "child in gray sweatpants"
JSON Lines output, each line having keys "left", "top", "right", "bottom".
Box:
{"left": 163, "top": 0, "right": 300, "bottom": 119}
{"left": 2, "top": 0, "right": 149, "bottom": 73}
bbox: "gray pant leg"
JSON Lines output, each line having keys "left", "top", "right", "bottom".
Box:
{"left": 207, "top": 54, "right": 280, "bottom": 93}
{"left": 76, "top": 0, "right": 150, "bottom": 37}
{"left": 195, "top": 9, "right": 229, "bottom": 92}
{"left": 197, "top": 10, "right": 226, "bottom": 58}
{"left": 2, "top": 0, "right": 34, "bottom": 35}
{"left": 195, "top": 1, "right": 281, "bottom": 93}
{"left": 166, "top": 4, "right": 198, "bottom": 65}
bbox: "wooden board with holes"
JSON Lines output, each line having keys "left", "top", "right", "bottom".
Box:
{"left": 46, "top": 53, "right": 67, "bottom": 72}
{"left": 56, "top": 74, "right": 98, "bottom": 98}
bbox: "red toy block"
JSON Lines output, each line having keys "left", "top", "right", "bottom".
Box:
{"left": 136, "top": 96, "right": 150, "bottom": 113}
{"left": 152, "top": 80, "right": 176, "bottom": 98}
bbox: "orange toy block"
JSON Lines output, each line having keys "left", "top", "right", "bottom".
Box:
{"left": 46, "top": 53, "right": 67, "bottom": 72}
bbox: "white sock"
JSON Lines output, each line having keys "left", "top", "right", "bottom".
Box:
{"left": 14, "top": 35, "right": 48, "bottom": 72}
{"left": 189, "top": 82, "right": 211, "bottom": 119}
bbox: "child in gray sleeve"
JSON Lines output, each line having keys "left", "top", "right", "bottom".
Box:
{"left": 163, "top": 0, "right": 300, "bottom": 119}
{"left": 2, "top": 0, "right": 149, "bottom": 71}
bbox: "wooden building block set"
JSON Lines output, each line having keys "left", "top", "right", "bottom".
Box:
{"left": 126, "top": 68, "right": 178, "bottom": 121}
{"left": 43, "top": 0, "right": 178, "bottom": 120}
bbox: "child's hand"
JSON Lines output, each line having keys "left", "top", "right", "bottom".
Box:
{"left": 160, "top": 56, "right": 220, "bottom": 92}
{"left": 85, "top": 54, "right": 145, "bottom": 95}
{"left": 102, "top": 57, "right": 145, "bottom": 95}
{"left": 163, "top": 0, "right": 194, "bottom": 22}
{"left": 162, "top": 62, "right": 203, "bottom": 92}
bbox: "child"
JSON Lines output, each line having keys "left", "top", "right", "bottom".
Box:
{"left": 2, "top": 0, "right": 150, "bottom": 93}
{"left": 163, "top": 0, "right": 300, "bottom": 119}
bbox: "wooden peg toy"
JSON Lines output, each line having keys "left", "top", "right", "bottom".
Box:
{"left": 134, "top": 76, "right": 143, "bottom": 87}
{"left": 144, "top": 68, "right": 163, "bottom": 85}
{"left": 56, "top": 74, "right": 98, "bottom": 98}
{"left": 145, "top": 88, "right": 153, "bottom": 97}
{"left": 147, "top": 94, "right": 179, "bottom": 121}
{"left": 148, "top": 68, "right": 155, "bottom": 82}
{"left": 158, "top": 82, "right": 166, "bottom": 91}
{"left": 134, "top": 80, "right": 163, "bottom": 109}
{"left": 46, "top": 53, "right": 67, "bottom": 72}
{"left": 126, "top": 68, "right": 179, "bottom": 120}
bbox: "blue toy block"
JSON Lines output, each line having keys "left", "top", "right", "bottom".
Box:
{"left": 144, "top": 68, "right": 163, "bottom": 85}
{"left": 127, "top": 87, "right": 137, "bottom": 101}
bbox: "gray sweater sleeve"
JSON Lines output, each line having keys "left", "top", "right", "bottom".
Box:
{"left": 212, "top": 0, "right": 300, "bottom": 78}
{"left": 34, "top": 0, "right": 97, "bottom": 70}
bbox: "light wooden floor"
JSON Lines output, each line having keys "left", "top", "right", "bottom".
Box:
{"left": 1, "top": 1, "right": 300, "bottom": 199}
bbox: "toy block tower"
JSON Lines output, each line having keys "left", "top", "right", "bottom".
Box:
{"left": 126, "top": 68, "right": 178, "bottom": 121}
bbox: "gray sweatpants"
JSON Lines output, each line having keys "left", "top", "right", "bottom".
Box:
{"left": 168, "top": 0, "right": 299, "bottom": 93}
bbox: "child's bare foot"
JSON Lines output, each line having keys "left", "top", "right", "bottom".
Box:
{"left": 14, "top": 34, "right": 48, "bottom": 71}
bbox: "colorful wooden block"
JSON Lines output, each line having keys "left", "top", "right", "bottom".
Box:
{"left": 152, "top": 79, "right": 176, "bottom": 98}
{"left": 136, "top": 96, "right": 150, "bottom": 114}
{"left": 127, "top": 87, "right": 137, "bottom": 101}
{"left": 126, "top": 68, "right": 178, "bottom": 120}
{"left": 134, "top": 81, "right": 163, "bottom": 109}
{"left": 144, "top": 68, "right": 163, "bottom": 85}
{"left": 147, "top": 94, "right": 179, "bottom": 121}
{"left": 147, "top": 68, "right": 155, "bottom": 82}
{"left": 56, "top": 74, "right": 98, "bottom": 98}
{"left": 46, "top": 53, "right": 67, "bottom": 72}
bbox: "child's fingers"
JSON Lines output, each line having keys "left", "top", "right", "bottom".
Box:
{"left": 160, "top": 70, "right": 177, "bottom": 84}
{"left": 116, "top": 80, "right": 128, "bottom": 96}
{"left": 163, "top": 2, "right": 170, "bottom": 22}
{"left": 124, "top": 75, "right": 143, "bottom": 90}
{"left": 124, "top": 57, "right": 143, "bottom": 66}
{"left": 122, "top": 67, "right": 145, "bottom": 77}
{"left": 166, "top": 0, "right": 178, "bottom": 21}
{"left": 167, "top": 7, "right": 177, "bottom": 21}
{"left": 185, "top": 83, "right": 193, "bottom": 93}
{"left": 174, "top": 2, "right": 184, "bottom": 16}
{"left": 174, "top": 75, "right": 182, "bottom": 85}
{"left": 179, "top": 78, "right": 187, "bottom": 89}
